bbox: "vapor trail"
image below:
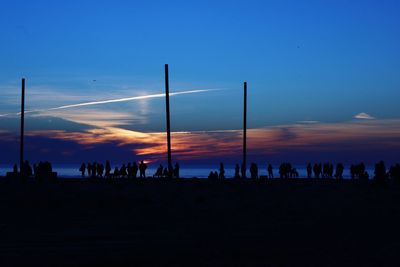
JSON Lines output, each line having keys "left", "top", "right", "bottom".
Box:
{"left": 48, "top": 89, "right": 216, "bottom": 110}
{"left": 0, "top": 89, "right": 220, "bottom": 117}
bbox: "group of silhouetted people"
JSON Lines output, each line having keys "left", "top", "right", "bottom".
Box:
{"left": 153, "top": 163, "right": 180, "bottom": 178}
{"left": 79, "top": 160, "right": 180, "bottom": 179}
{"left": 279, "top": 163, "right": 298, "bottom": 178}
{"left": 306, "top": 163, "right": 344, "bottom": 179}
{"left": 5, "top": 160, "right": 400, "bottom": 184}
{"left": 80, "top": 160, "right": 148, "bottom": 178}
{"left": 206, "top": 161, "right": 400, "bottom": 182}
{"left": 12, "top": 161, "right": 54, "bottom": 180}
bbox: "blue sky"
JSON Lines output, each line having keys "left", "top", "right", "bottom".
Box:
{"left": 1, "top": 0, "right": 400, "bottom": 165}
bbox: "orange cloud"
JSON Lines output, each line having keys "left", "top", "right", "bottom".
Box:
{"left": 25, "top": 119, "right": 400, "bottom": 163}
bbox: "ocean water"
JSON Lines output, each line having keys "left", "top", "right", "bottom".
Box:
{"left": 0, "top": 164, "right": 375, "bottom": 179}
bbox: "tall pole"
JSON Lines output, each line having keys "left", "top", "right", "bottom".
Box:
{"left": 242, "top": 81, "right": 247, "bottom": 179}
{"left": 165, "top": 64, "right": 172, "bottom": 177}
{"left": 20, "top": 78, "right": 25, "bottom": 176}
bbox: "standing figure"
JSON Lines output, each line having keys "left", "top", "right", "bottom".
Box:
{"left": 132, "top": 162, "right": 138, "bottom": 178}
{"left": 174, "top": 162, "right": 180, "bottom": 179}
{"left": 105, "top": 160, "right": 111, "bottom": 178}
{"left": 79, "top": 163, "right": 86, "bottom": 177}
{"left": 268, "top": 164, "right": 274, "bottom": 179}
{"left": 139, "top": 160, "right": 147, "bottom": 178}
{"left": 234, "top": 164, "right": 240, "bottom": 179}
{"left": 219, "top": 163, "right": 225, "bottom": 179}
{"left": 307, "top": 163, "right": 312, "bottom": 178}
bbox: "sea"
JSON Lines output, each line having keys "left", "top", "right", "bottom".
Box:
{"left": 0, "top": 164, "right": 375, "bottom": 179}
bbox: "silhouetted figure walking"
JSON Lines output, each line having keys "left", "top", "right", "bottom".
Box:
{"left": 97, "top": 163, "right": 104, "bottom": 178}
{"left": 389, "top": 164, "right": 400, "bottom": 182}
{"left": 132, "top": 162, "right": 138, "bottom": 178}
{"left": 307, "top": 163, "right": 312, "bottom": 178}
{"left": 79, "top": 163, "right": 86, "bottom": 177}
{"left": 174, "top": 162, "right": 180, "bottom": 179}
{"left": 234, "top": 164, "right": 240, "bottom": 179}
{"left": 13, "top": 164, "right": 18, "bottom": 174}
{"left": 335, "top": 163, "right": 344, "bottom": 180}
{"left": 313, "top": 163, "right": 321, "bottom": 179}
{"left": 208, "top": 171, "right": 218, "bottom": 180}
{"left": 155, "top": 164, "right": 163, "bottom": 178}
{"left": 268, "top": 164, "right": 273, "bottom": 179}
{"left": 113, "top": 167, "right": 119, "bottom": 178}
{"left": 91, "top": 162, "right": 97, "bottom": 178}
{"left": 374, "top": 161, "right": 386, "bottom": 183}
{"left": 87, "top": 163, "right": 92, "bottom": 177}
{"left": 219, "top": 163, "right": 225, "bottom": 179}
{"left": 105, "top": 160, "right": 111, "bottom": 178}
{"left": 120, "top": 164, "right": 127, "bottom": 178}
{"left": 139, "top": 160, "right": 147, "bottom": 178}
{"left": 250, "top": 163, "right": 258, "bottom": 179}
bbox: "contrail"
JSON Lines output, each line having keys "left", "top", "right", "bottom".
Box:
{"left": 0, "top": 89, "right": 221, "bottom": 117}
{"left": 49, "top": 89, "right": 217, "bottom": 111}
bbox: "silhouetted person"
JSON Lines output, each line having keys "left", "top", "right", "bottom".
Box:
{"left": 313, "top": 163, "right": 321, "bottom": 179}
{"left": 268, "top": 164, "right": 273, "bottom": 179}
{"left": 113, "top": 167, "right": 119, "bottom": 178}
{"left": 163, "top": 167, "right": 169, "bottom": 178}
{"left": 132, "top": 162, "right": 138, "bottom": 178}
{"left": 98, "top": 164, "right": 104, "bottom": 177}
{"left": 120, "top": 164, "right": 127, "bottom": 178}
{"left": 79, "top": 163, "right": 86, "bottom": 177}
{"left": 139, "top": 160, "right": 147, "bottom": 178}
{"left": 350, "top": 164, "right": 355, "bottom": 179}
{"left": 127, "top": 163, "right": 132, "bottom": 178}
{"left": 389, "top": 164, "right": 400, "bottom": 182}
{"left": 208, "top": 171, "right": 218, "bottom": 180}
{"left": 23, "top": 161, "right": 32, "bottom": 177}
{"left": 174, "top": 162, "right": 180, "bottom": 179}
{"left": 241, "top": 163, "right": 246, "bottom": 179}
{"left": 155, "top": 164, "right": 163, "bottom": 178}
{"left": 13, "top": 164, "right": 18, "bottom": 174}
{"left": 250, "top": 163, "right": 258, "bottom": 179}
{"left": 234, "top": 164, "right": 241, "bottom": 179}
{"left": 335, "top": 163, "right": 344, "bottom": 180}
{"left": 374, "top": 160, "right": 386, "bottom": 183}
{"left": 307, "top": 163, "right": 312, "bottom": 178}
{"left": 97, "top": 163, "right": 104, "bottom": 178}
{"left": 105, "top": 160, "right": 111, "bottom": 178}
{"left": 279, "top": 163, "right": 292, "bottom": 178}
{"left": 219, "top": 163, "right": 225, "bottom": 179}
{"left": 87, "top": 163, "right": 92, "bottom": 177}
{"left": 91, "top": 162, "right": 97, "bottom": 178}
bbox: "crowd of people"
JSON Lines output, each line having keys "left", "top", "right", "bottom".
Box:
{"left": 11, "top": 161, "right": 55, "bottom": 179}
{"left": 206, "top": 161, "right": 400, "bottom": 182}
{"left": 5, "top": 160, "right": 400, "bottom": 183}
{"left": 79, "top": 160, "right": 180, "bottom": 179}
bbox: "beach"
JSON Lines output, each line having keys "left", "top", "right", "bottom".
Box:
{"left": 0, "top": 178, "right": 399, "bottom": 266}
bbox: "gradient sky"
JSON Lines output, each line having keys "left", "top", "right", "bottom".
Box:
{"left": 1, "top": 0, "right": 400, "bottom": 166}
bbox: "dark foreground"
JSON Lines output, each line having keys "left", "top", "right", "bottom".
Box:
{"left": 0, "top": 178, "right": 399, "bottom": 266}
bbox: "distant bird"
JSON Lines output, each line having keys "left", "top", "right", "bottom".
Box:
{"left": 93, "top": 80, "right": 97, "bottom": 82}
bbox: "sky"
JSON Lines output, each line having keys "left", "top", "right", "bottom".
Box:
{"left": 1, "top": 0, "right": 400, "bottom": 166}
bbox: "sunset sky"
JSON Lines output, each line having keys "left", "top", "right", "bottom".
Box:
{"left": 1, "top": 0, "right": 400, "bottom": 165}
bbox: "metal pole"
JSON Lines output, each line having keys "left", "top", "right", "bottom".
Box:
{"left": 242, "top": 81, "right": 247, "bottom": 179}
{"left": 20, "top": 78, "right": 25, "bottom": 176}
{"left": 165, "top": 64, "right": 172, "bottom": 177}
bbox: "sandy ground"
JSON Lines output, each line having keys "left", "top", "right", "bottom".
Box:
{"left": 0, "top": 178, "right": 399, "bottom": 266}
